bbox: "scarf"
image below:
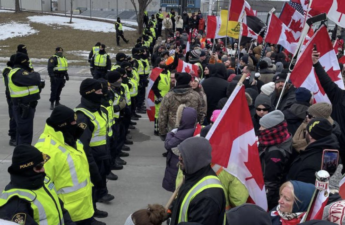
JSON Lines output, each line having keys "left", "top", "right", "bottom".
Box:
{"left": 274, "top": 205, "right": 305, "bottom": 225}
{"left": 258, "top": 121, "right": 290, "bottom": 147}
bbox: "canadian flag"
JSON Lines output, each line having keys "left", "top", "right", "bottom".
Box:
{"left": 241, "top": 23, "right": 263, "bottom": 43}
{"left": 265, "top": 14, "right": 299, "bottom": 54}
{"left": 290, "top": 25, "right": 344, "bottom": 104}
{"left": 185, "top": 32, "right": 192, "bottom": 54}
{"left": 145, "top": 67, "right": 163, "bottom": 121}
{"left": 206, "top": 85, "right": 267, "bottom": 210}
{"left": 176, "top": 59, "right": 199, "bottom": 77}
{"left": 339, "top": 175, "right": 345, "bottom": 199}
{"left": 305, "top": 188, "right": 330, "bottom": 220}
{"left": 228, "top": 0, "right": 245, "bottom": 21}
{"left": 309, "top": 0, "right": 345, "bottom": 28}
{"left": 280, "top": 3, "right": 305, "bottom": 40}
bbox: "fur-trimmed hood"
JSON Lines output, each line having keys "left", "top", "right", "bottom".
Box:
{"left": 175, "top": 104, "right": 197, "bottom": 129}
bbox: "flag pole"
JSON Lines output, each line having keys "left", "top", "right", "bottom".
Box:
{"left": 225, "top": 1, "right": 231, "bottom": 48}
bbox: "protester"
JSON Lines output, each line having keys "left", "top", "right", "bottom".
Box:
{"left": 162, "top": 105, "right": 197, "bottom": 192}
{"left": 124, "top": 204, "right": 168, "bottom": 225}
{"left": 258, "top": 110, "right": 292, "bottom": 210}
{"left": 261, "top": 82, "right": 275, "bottom": 96}
{"left": 252, "top": 94, "right": 272, "bottom": 134}
{"left": 227, "top": 204, "right": 272, "bottom": 225}
{"left": 270, "top": 181, "right": 315, "bottom": 224}
{"left": 269, "top": 71, "right": 296, "bottom": 110}
{"left": 287, "top": 118, "right": 339, "bottom": 184}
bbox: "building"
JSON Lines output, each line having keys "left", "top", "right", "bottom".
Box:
{"left": 160, "top": 0, "right": 201, "bottom": 15}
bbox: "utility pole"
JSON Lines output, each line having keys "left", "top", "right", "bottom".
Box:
{"left": 90, "top": 0, "right": 91, "bottom": 17}
{"left": 208, "top": 0, "right": 212, "bottom": 15}
{"left": 116, "top": 0, "right": 118, "bottom": 17}
{"left": 65, "top": 0, "right": 66, "bottom": 15}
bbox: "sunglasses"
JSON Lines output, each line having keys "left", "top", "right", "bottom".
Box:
{"left": 34, "top": 162, "right": 44, "bottom": 170}
{"left": 306, "top": 112, "right": 314, "bottom": 119}
{"left": 256, "top": 107, "right": 269, "bottom": 112}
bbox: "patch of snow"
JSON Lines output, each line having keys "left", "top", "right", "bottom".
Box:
{"left": 0, "top": 10, "right": 14, "bottom": 13}
{"left": 66, "top": 50, "right": 90, "bottom": 59}
{"left": 0, "top": 22, "right": 38, "bottom": 40}
{"left": 122, "top": 20, "right": 138, "bottom": 26}
{"left": 27, "top": 15, "right": 136, "bottom": 32}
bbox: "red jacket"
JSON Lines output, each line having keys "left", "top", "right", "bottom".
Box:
{"left": 198, "top": 18, "right": 205, "bottom": 31}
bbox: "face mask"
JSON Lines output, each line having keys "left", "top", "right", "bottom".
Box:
{"left": 56, "top": 52, "right": 63, "bottom": 57}
{"left": 87, "top": 92, "right": 103, "bottom": 104}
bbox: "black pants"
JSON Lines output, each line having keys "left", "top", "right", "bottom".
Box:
{"left": 157, "top": 23, "right": 162, "bottom": 37}
{"left": 93, "top": 69, "right": 107, "bottom": 79}
{"left": 6, "top": 97, "right": 16, "bottom": 140}
{"left": 50, "top": 77, "right": 66, "bottom": 103}
{"left": 12, "top": 103, "right": 36, "bottom": 145}
{"left": 136, "top": 78, "right": 146, "bottom": 110}
{"left": 172, "top": 21, "right": 175, "bottom": 32}
{"left": 131, "top": 97, "right": 137, "bottom": 116}
{"left": 116, "top": 32, "right": 128, "bottom": 45}
{"left": 75, "top": 218, "right": 92, "bottom": 225}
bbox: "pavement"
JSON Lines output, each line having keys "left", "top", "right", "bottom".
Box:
{"left": 0, "top": 78, "right": 170, "bottom": 225}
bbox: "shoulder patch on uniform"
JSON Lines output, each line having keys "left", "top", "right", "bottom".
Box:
{"left": 22, "top": 71, "right": 29, "bottom": 75}
{"left": 50, "top": 59, "right": 54, "bottom": 63}
{"left": 78, "top": 123, "right": 87, "bottom": 130}
{"left": 12, "top": 213, "right": 26, "bottom": 225}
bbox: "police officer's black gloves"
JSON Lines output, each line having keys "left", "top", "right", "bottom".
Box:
{"left": 154, "top": 97, "right": 163, "bottom": 104}
{"left": 65, "top": 74, "right": 69, "bottom": 81}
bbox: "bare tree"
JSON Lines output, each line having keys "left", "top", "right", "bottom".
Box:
{"left": 130, "top": 0, "right": 153, "bottom": 34}
{"left": 69, "top": 0, "right": 74, "bottom": 23}
{"left": 15, "top": 0, "right": 20, "bottom": 13}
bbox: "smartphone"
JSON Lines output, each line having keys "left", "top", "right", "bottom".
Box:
{"left": 313, "top": 44, "right": 317, "bottom": 51}
{"left": 321, "top": 149, "right": 339, "bottom": 176}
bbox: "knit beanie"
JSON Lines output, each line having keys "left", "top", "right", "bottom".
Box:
{"left": 191, "top": 49, "right": 201, "bottom": 58}
{"left": 259, "top": 110, "right": 285, "bottom": 129}
{"left": 13, "top": 52, "right": 29, "bottom": 66}
{"left": 306, "top": 118, "right": 333, "bottom": 140}
{"left": 273, "top": 72, "right": 288, "bottom": 83}
{"left": 262, "top": 57, "right": 273, "bottom": 67}
{"left": 17, "top": 44, "right": 27, "bottom": 54}
{"left": 255, "top": 94, "right": 272, "bottom": 108}
{"left": 241, "top": 55, "right": 248, "bottom": 64}
{"left": 48, "top": 105, "right": 75, "bottom": 128}
{"left": 221, "top": 55, "right": 229, "bottom": 63}
{"left": 8, "top": 144, "right": 49, "bottom": 174}
{"left": 261, "top": 82, "right": 275, "bottom": 95}
{"left": 175, "top": 72, "right": 191, "bottom": 87}
{"left": 116, "top": 52, "right": 127, "bottom": 62}
{"left": 79, "top": 78, "right": 102, "bottom": 97}
{"left": 276, "top": 62, "right": 284, "bottom": 74}
{"left": 226, "top": 204, "right": 272, "bottom": 225}
{"left": 295, "top": 87, "right": 312, "bottom": 103}
{"left": 107, "top": 71, "right": 121, "bottom": 83}
{"left": 323, "top": 200, "right": 345, "bottom": 225}
{"left": 55, "top": 46, "right": 63, "bottom": 52}
{"left": 210, "top": 110, "right": 221, "bottom": 123}
{"left": 308, "top": 102, "right": 334, "bottom": 125}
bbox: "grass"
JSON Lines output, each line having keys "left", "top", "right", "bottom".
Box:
{"left": 0, "top": 12, "right": 139, "bottom": 66}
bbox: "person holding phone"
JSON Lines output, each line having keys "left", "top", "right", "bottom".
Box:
{"left": 287, "top": 118, "right": 339, "bottom": 184}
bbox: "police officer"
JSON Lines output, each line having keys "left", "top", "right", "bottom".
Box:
{"left": 48, "top": 47, "right": 69, "bottom": 110}
{"left": 115, "top": 17, "right": 129, "bottom": 46}
{"left": 10, "top": 44, "right": 34, "bottom": 72}
{"left": 0, "top": 144, "right": 75, "bottom": 225}
{"left": 90, "top": 44, "right": 111, "bottom": 79}
{"left": 2, "top": 61, "right": 16, "bottom": 146}
{"left": 35, "top": 105, "right": 96, "bottom": 225}
{"left": 111, "top": 52, "right": 127, "bottom": 71}
{"left": 9, "top": 53, "right": 43, "bottom": 145}
{"left": 136, "top": 47, "right": 150, "bottom": 114}
{"left": 156, "top": 9, "right": 164, "bottom": 37}
{"left": 75, "top": 79, "right": 114, "bottom": 220}
{"left": 89, "top": 42, "right": 101, "bottom": 63}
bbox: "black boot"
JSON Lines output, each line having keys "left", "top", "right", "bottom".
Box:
{"left": 106, "top": 172, "right": 118, "bottom": 180}
{"left": 9, "top": 138, "right": 16, "bottom": 147}
{"left": 50, "top": 101, "right": 54, "bottom": 110}
{"left": 94, "top": 209, "right": 108, "bottom": 218}
{"left": 91, "top": 218, "right": 106, "bottom": 225}
{"left": 97, "top": 194, "right": 115, "bottom": 203}
{"left": 55, "top": 101, "right": 61, "bottom": 106}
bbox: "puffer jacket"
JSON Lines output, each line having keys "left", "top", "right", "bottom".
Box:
{"left": 283, "top": 102, "right": 310, "bottom": 136}
{"left": 159, "top": 87, "right": 205, "bottom": 136}
{"left": 162, "top": 106, "right": 197, "bottom": 192}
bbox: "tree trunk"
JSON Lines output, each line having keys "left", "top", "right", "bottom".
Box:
{"left": 130, "top": 0, "right": 153, "bottom": 35}
{"left": 15, "top": 0, "right": 20, "bottom": 13}
{"left": 69, "top": 0, "right": 73, "bottom": 23}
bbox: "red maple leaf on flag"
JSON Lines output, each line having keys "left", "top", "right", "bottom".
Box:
{"left": 337, "top": 0, "right": 345, "bottom": 22}
{"left": 185, "top": 65, "right": 192, "bottom": 75}
{"left": 243, "top": 143, "right": 265, "bottom": 189}
{"left": 285, "top": 29, "right": 298, "bottom": 44}
{"left": 289, "top": 19, "right": 303, "bottom": 32}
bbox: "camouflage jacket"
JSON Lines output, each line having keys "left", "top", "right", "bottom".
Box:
{"left": 158, "top": 87, "right": 206, "bottom": 135}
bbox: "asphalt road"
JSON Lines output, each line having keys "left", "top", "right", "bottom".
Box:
{"left": 0, "top": 78, "right": 170, "bottom": 225}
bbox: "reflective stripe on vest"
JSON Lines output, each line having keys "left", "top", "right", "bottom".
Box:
{"left": 116, "top": 22, "right": 123, "bottom": 31}
{"left": 135, "top": 59, "right": 144, "bottom": 75}
{"left": 101, "top": 105, "right": 114, "bottom": 137}
{"left": 143, "top": 59, "right": 150, "bottom": 74}
{"left": 178, "top": 175, "right": 224, "bottom": 223}
{"left": 121, "top": 84, "right": 131, "bottom": 105}
{"left": 211, "top": 164, "right": 223, "bottom": 175}
{"left": 74, "top": 108, "right": 107, "bottom": 146}
{"left": 53, "top": 56, "right": 68, "bottom": 71}
{"left": 38, "top": 138, "right": 89, "bottom": 194}
{"left": 129, "top": 79, "right": 137, "bottom": 97}
{"left": 0, "top": 179, "right": 64, "bottom": 225}
{"left": 111, "top": 90, "right": 120, "bottom": 119}
{"left": 8, "top": 68, "right": 39, "bottom": 98}
{"left": 111, "top": 64, "right": 120, "bottom": 71}
{"left": 92, "top": 46, "right": 100, "bottom": 55}
{"left": 94, "top": 53, "right": 107, "bottom": 67}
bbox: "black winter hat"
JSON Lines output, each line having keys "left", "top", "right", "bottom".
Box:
{"left": 79, "top": 78, "right": 102, "bottom": 97}
{"left": 107, "top": 71, "right": 122, "bottom": 83}
{"left": 175, "top": 72, "right": 191, "bottom": 86}
{"left": 259, "top": 60, "right": 268, "bottom": 70}
{"left": 116, "top": 52, "right": 127, "bottom": 62}
{"left": 17, "top": 44, "right": 27, "bottom": 54}
{"left": 121, "top": 62, "right": 132, "bottom": 69}
{"left": 273, "top": 72, "right": 288, "bottom": 83}
{"left": 295, "top": 87, "right": 312, "bottom": 103}
{"left": 116, "top": 68, "right": 126, "bottom": 76}
{"left": 8, "top": 144, "right": 49, "bottom": 174}
{"left": 226, "top": 203, "right": 272, "bottom": 225}
{"left": 48, "top": 105, "right": 76, "bottom": 128}
{"left": 132, "top": 48, "right": 140, "bottom": 55}
{"left": 55, "top": 46, "right": 63, "bottom": 52}
{"left": 14, "top": 52, "right": 29, "bottom": 65}
{"left": 101, "top": 44, "right": 106, "bottom": 49}
{"left": 307, "top": 118, "right": 333, "bottom": 140}
{"left": 241, "top": 55, "right": 248, "bottom": 64}
{"left": 95, "top": 42, "right": 101, "bottom": 46}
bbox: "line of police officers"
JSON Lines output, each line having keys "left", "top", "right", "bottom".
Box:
{"left": 0, "top": 14, "right": 169, "bottom": 224}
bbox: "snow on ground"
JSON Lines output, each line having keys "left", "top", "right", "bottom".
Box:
{"left": 0, "top": 22, "right": 38, "bottom": 40}
{"left": 122, "top": 20, "right": 138, "bottom": 26}
{"left": 0, "top": 10, "right": 14, "bottom": 13}
{"left": 66, "top": 50, "right": 90, "bottom": 59}
{"left": 27, "top": 15, "right": 136, "bottom": 32}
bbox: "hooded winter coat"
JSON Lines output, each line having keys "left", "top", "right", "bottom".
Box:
{"left": 283, "top": 102, "right": 310, "bottom": 136}
{"left": 287, "top": 135, "right": 340, "bottom": 184}
{"left": 202, "top": 63, "right": 229, "bottom": 122}
{"left": 269, "top": 85, "right": 296, "bottom": 111}
{"left": 314, "top": 62, "right": 345, "bottom": 173}
{"left": 159, "top": 87, "right": 205, "bottom": 136}
{"left": 162, "top": 106, "right": 197, "bottom": 192}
